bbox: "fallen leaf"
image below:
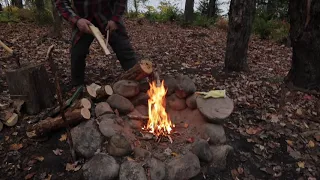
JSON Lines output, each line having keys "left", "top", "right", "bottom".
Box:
{"left": 286, "top": 140, "right": 294, "bottom": 146}
{"left": 44, "top": 174, "right": 52, "bottom": 180}
{"left": 186, "top": 137, "right": 195, "bottom": 143}
{"left": 5, "top": 136, "right": 9, "bottom": 141}
{"left": 297, "top": 161, "right": 305, "bottom": 168}
{"left": 127, "top": 157, "right": 134, "bottom": 161}
{"left": 66, "top": 162, "right": 81, "bottom": 172}
{"left": 231, "top": 169, "right": 239, "bottom": 179}
{"left": 314, "top": 133, "right": 320, "bottom": 142}
{"left": 246, "top": 127, "right": 262, "bottom": 135}
{"left": 53, "top": 149, "right": 63, "bottom": 156}
{"left": 287, "top": 146, "right": 301, "bottom": 159}
{"left": 9, "top": 143, "right": 23, "bottom": 151}
{"left": 25, "top": 172, "right": 36, "bottom": 179}
{"left": 237, "top": 167, "right": 244, "bottom": 174}
{"left": 171, "top": 152, "right": 179, "bottom": 157}
{"left": 307, "top": 140, "right": 315, "bottom": 148}
{"left": 184, "top": 123, "right": 189, "bottom": 128}
{"left": 296, "top": 108, "right": 303, "bottom": 116}
{"left": 34, "top": 156, "right": 44, "bottom": 162}
{"left": 59, "top": 133, "right": 67, "bottom": 141}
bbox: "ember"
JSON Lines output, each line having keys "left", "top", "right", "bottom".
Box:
{"left": 143, "top": 80, "right": 174, "bottom": 138}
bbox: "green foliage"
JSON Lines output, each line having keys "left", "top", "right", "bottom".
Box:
{"left": 253, "top": 14, "right": 290, "bottom": 44}
{"left": 192, "top": 13, "right": 215, "bottom": 28}
{"left": 144, "top": 1, "right": 182, "bottom": 22}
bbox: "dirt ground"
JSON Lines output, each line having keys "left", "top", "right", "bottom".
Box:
{"left": 0, "top": 19, "right": 319, "bottom": 180}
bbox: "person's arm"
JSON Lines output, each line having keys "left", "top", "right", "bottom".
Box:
{"left": 55, "top": 0, "right": 81, "bottom": 26}
{"left": 111, "top": 0, "right": 127, "bottom": 22}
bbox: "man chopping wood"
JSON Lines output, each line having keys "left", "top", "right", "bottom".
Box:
{"left": 54, "top": 0, "right": 137, "bottom": 87}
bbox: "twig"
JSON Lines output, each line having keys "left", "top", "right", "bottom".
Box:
{"left": 46, "top": 45, "right": 76, "bottom": 162}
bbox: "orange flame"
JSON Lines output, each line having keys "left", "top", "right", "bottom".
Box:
{"left": 144, "top": 80, "right": 174, "bottom": 137}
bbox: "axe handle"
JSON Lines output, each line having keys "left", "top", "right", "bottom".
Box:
{"left": 0, "top": 40, "right": 14, "bottom": 54}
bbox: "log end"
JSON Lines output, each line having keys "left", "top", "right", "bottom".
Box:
{"left": 81, "top": 108, "right": 91, "bottom": 120}
{"left": 140, "top": 59, "right": 153, "bottom": 75}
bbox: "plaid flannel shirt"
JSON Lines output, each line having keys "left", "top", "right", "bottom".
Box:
{"left": 55, "top": 0, "right": 126, "bottom": 45}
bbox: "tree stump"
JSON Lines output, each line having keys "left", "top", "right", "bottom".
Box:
{"left": 5, "top": 64, "right": 55, "bottom": 115}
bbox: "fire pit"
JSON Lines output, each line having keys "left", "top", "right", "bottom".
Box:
{"left": 59, "top": 73, "right": 234, "bottom": 180}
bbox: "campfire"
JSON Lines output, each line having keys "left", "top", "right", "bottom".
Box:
{"left": 143, "top": 80, "right": 175, "bottom": 139}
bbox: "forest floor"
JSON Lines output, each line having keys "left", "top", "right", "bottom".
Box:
{"left": 0, "top": 19, "right": 319, "bottom": 180}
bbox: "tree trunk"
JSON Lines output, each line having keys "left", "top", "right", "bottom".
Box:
{"left": 224, "top": 0, "right": 256, "bottom": 72}
{"left": 133, "top": 0, "right": 138, "bottom": 15}
{"left": 184, "top": 0, "right": 194, "bottom": 23}
{"left": 207, "top": 0, "right": 216, "bottom": 18}
{"left": 285, "top": 0, "right": 320, "bottom": 89}
{"left": 11, "top": 0, "right": 23, "bottom": 8}
{"left": 51, "top": 0, "right": 62, "bottom": 38}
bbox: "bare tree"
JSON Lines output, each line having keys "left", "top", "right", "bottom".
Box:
{"left": 285, "top": 0, "right": 320, "bottom": 89}
{"left": 224, "top": 0, "right": 256, "bottom": 72}
{"left": 184, "top": 0, "right": 194, "bottom": 23}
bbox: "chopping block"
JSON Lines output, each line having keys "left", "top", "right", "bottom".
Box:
{"left": 1, "top": 40, "right": 55, "bottom": 115}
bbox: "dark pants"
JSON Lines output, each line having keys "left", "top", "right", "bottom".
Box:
{"left": 70, "top": 21, "right": 137, "bottom": 86}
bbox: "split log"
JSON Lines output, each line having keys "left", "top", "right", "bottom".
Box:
{"left": 117, "top": 59, "right": 153, "bottom": 81}
{"left": 96, "top": 85, "right": 113, "bottom": 99}
{"left": 5, "top": 64, "right": 55, "bottom": 114}
{"left": 72, "top": 98, "right": 92, "bottom": 110}
{"left": 113, "top": 80, "right": 140, "bottom": 98}
{"left": 196, "top": 96, "right": 234, "bottom": 124}
{"left": 86, "top": 83, "right": 113, "bottom": 100}
{"left": 26, "top": 108, "right": 90, "bottom": 138}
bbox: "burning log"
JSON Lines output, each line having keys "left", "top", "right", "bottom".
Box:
{"left": 127, "top": 115, "right": 149, "bottom": 121}
{"left": 117, "top": 59, "right": 153, "bottom": 81}
{"left": 26, "top": 108, "right": 90, "bottom": 138}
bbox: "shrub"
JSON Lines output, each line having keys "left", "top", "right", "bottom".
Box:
{"left": 253, "top": 16, "right": 275, "bottom": 39}
{"left": 192, "top": 14, "right": 215, "bottom": 28}
{"left": 215, "top": 17, "right": 228, "bottom": 31}
{"left": 17, "top": 9, "right": 34, "bottom": 22}
{"left": 270, "top": 20, "right": 290, "bottom": 44}
{"left": 144, "top": 1, "right": 182, "bottom": 22}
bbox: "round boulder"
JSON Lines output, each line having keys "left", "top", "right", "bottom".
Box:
{"left": 82, "top": 153, "right": 120, "bottom": 180}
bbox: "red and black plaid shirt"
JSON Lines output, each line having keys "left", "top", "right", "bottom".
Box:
{"left": 55, "top": 0, "right": 126, "bottom": 45}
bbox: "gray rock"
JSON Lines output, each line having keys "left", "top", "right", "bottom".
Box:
{"left": 163, "top": 75, "right": 177, "bottom": 96}
{"left": 166, "top": 152, "right": 200, "bottom": 180}
{"left": 186, "top": 94, "right": 198, "bottom": 109}
{"left": 209, "top": 145, "right": 233, "bottom": 170}
{"left": 201, "top": 123, "right": 226, "bottom": 145}
{"left": 167, "top": 94, "right": 187, "bottom": 111}
{"left": 129, "top": 120, "right": 143, "bottom": 129}
{"left": 99, "top": 118, "right": 122, "bottom": 138}
{"left": 191, "top": 139, "right": 213, "bottom": 162}
{"left": 71, "top": 120, "right": 103, "bottom": 158}
{"left": 107, "top": 94, "right": 134, "bottom": 114}
{"left": 196, "top": 96, "right": 234, "bottom": 124}
{"left": 107, "top": 134, "right": 133, "bottom": 157}
{"left": 119, "top": 161, "right": 147, "bottom": 180}
{"left": 95, "top": 102, "right": 113, "bottom": 117}
{"left": 130, "top": 92, "right": 149, "bottom": 106}
{"left": 146, "top": 158, "right": 166, "bottom": 180}
{"left": 82, "top": 153, "right": 120, "bottom": 180}
{"left": 135, "top": 105, "right": 148, "bottom": 116}
{"left": 175, "top": 75, "right": 196, "bottom": 99}
{"left": 133, "top": 147, "right": 151, "bottom": 159}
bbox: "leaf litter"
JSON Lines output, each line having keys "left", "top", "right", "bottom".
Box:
{"left": 0, "top": 20, "right": 319, "bottom": 179}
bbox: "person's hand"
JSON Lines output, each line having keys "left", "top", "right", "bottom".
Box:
{"left": 76, "top": 18, "right": 92, "bottom": 34}
{"left": 105, "top": 20, "right": 117, "bottom": 32}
